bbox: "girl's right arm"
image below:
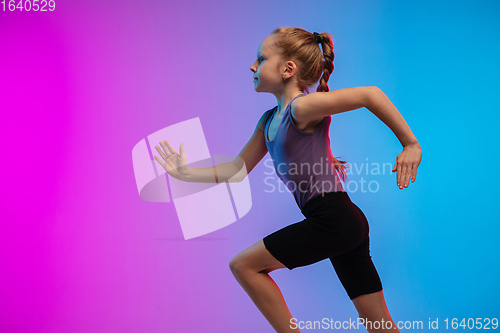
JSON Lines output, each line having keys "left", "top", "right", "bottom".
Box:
{"left": 155, "top": 111, "right": 269, "bottom": 183}
{"left": 231, "top": 110, "right": 270, "bottom": 181}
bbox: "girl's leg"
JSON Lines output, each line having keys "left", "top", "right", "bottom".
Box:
{"left": 229, "top": 239, "right": 300, "bottom": 333}
{"left": 352, "top": 290, "right": 400, "bottom": 332}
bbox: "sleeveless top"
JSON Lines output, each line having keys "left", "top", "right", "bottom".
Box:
{"left": 264, "top": 93, "right": 345, "bottom": 210}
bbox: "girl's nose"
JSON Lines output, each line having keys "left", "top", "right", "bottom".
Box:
{"left": 250, "top": 62, "right": 258, "bottom": 72}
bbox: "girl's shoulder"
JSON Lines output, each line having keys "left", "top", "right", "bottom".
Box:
{"left": 258, "top": 107, "right": 277, "bottom": 132}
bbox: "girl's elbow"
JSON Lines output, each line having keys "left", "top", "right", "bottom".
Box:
{"left": 364, "top": 86, "right": 383, "bottom": 109}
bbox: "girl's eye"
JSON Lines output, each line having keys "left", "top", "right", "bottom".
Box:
{"left": 258, "top": 57, "right": 264, "bottom": 63}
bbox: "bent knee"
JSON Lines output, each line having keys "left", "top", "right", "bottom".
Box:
{"left": 229, "top": 255, "right": 245, "bottom": 274}
{"left": 230, "top": 253, "right": 258, "bottom": 276}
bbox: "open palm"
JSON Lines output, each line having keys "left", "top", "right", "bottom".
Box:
{"left": 154, "top": 140, "right": 189, "bottom": 180}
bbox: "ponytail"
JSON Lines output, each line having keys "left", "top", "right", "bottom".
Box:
{"left": 315, "top": 33, "right": 334, "bottom": 93}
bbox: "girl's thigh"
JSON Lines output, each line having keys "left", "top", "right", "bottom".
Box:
{"left": 329, "top": 236, "right": 383, "bottom": 300}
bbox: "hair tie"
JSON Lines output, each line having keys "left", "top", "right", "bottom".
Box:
{"left": 313, "top": 32, "right": 321, "bottom": 44}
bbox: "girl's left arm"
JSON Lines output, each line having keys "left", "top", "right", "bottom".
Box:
{"left": 293, "top": 86, "right": 422, "bottom": 189}
{"left": 365, "top": 87, "right": 422, "bottom": 189}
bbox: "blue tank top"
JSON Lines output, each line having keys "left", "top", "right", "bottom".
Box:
{"left": 264, "top": 93, "right": 345, "bottom": 210}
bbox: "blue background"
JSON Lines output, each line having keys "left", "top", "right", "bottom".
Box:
{"left": 1, "top": 0, "right": 498, "bottom": 331}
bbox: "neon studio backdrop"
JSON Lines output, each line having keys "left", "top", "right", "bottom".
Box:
{"left": 1, "top": 0, "right": 499, "bottom": 332}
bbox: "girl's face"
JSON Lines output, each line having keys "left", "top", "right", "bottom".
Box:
{"left": 250, "top": 34, "right": 285, "bottom": 94}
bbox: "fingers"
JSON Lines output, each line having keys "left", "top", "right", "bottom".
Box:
{"left": 163, "top": 140, "right": 178, "bottom": 157}
{"left": 397, "top": 162, "right": 402, "bottom": 188}
{"left": 402, "top": 164, "right": 409, "bottom": 188}
{"left": 179, "top": 142, "right": 185, "bottom": 158}
{"left": 397, "top": 162, "right": 419, "bottom": 189}
{"left": 155, "top": 144, "right": 169, "bottom": 161}
{"left": 153, "top": 155, "right": 165, "bottom": 168}
{"left": 158, "top": 141, "right": 170, "bottom": 158}
{"left": 155, "top": 139, "right": 180, "bottom": 161}
{"left": 395, "top": 159, "right": 410, "bottom": 189}
{"left": 394, "top": 148, "right": 421, "bottom": 189}
{"left": 406, "top": 165, "right": 413, "bottom": 185}
{"left": 411, "top": 163, "right": 418, "bottom": 182}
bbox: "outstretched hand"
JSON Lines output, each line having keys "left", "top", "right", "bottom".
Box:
{"left": 391, "top": 143, "right": 422, "bottom": 189}
{"left": 154, "top": 140, "right": 189, "bottom": 180}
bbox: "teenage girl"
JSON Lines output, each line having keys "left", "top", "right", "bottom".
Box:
{"left": 154, "top": 27, "right": 422, "bottom": 333}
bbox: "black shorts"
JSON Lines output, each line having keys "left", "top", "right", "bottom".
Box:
{"left": 263, "top": 191, "right": 383, "bottom": 300}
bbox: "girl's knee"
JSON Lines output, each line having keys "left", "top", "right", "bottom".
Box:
{"left": 230, "top": 239, "right": 285, "bottom": 274}
{"left": 229, "top": 256, "right": 238, "bottom": 272}
{"left": 229, "top": 254, "right": 247, "bottom": 275}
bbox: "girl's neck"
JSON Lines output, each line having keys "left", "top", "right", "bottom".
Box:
{"left": 274, "top": 89, "right": 305, "bottom": 114}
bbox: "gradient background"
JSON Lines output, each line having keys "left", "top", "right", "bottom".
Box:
{"left": 1, "top": 0, "right": 499, "bottom": 332}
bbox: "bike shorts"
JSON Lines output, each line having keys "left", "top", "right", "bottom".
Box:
{"left": 263, "top": 191, "right": 383, "bottom": 300}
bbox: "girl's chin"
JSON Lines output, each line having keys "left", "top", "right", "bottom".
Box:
{"left": 254, "top": 84, "right": 264, "bottom": 91}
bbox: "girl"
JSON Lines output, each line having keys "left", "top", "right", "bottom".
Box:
{"left": 154, "top": 27, "right": 422, "bottom": 333}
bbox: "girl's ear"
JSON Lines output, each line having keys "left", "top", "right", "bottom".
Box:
{"left": 283, "top": 60, "right": 298, "bottom": 78}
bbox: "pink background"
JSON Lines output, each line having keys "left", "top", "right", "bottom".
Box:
{"left": 1, "top": 0, "right": 499, "bottom": 332}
